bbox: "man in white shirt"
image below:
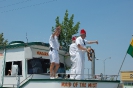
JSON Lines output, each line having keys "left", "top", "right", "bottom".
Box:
{"left": 49, "top": 26, "right": 61, "bottom": 79}
{"left": 69, "top": 36, "right": 77, "bottom": 79}
{"left": 75, "top": 29, "right": 98, "bottom": 80}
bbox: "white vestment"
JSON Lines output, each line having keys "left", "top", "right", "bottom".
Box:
{"left": 69, "top": 43, "right": 77, "bottom": 79}
{"left": 49, "top": 35, "right": 60, "bottom": 63}
{"left": 75, "top": 36, "right": 88, "bottom": 80}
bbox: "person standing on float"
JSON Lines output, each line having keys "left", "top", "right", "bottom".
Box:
{"left": 75, "top": 29, "right": 98, "bottom": 80}
{"left": 49, "top": 26, "right": 61, "bottom": 79}
{"left": 69, "top": 36, "right": 77, "bottom": 79}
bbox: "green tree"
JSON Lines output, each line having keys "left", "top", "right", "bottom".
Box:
{"left": 52, "top": 10, "right": 80, "bottom": 51}
{"left": 0, "top": 33, "right": 8, "bottom": 46}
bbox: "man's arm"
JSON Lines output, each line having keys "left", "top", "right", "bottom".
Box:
{"left": 77, "top": 44, "right": 88, "bottom": 52}
{"left": 52, "top": 26, "right": 61, "bottom": 38}
{"left": 87, "top": 40, "right": 98, "bottom": 44}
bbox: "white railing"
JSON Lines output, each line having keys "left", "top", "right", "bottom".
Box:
{"left": 2, "top": 73, "right": 119, "bottom": 88}
{"left": 19, "top": 74, "right": 33, "bottom": 86}
{"left": 38, "top": 73, "right": 119, "bottom": 81}
{"left": 3, "top": 74, "right": 33, "bottom": 88}
{"left": 84, "top": 74, "right": 119, "bottom": 81}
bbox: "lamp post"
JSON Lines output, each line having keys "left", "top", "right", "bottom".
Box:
{"left": 84, "top": 68, "right": 89, "bottom": 79}
{"left": 96, "top": 57, "right": 111, "bottom": 76}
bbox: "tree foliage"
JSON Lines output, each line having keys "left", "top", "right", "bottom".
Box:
{"left": 52, "top": 10, "right": 80, "bottom": 51}
{"left": 0, "top": 33, "right": 8, "bottom": 46}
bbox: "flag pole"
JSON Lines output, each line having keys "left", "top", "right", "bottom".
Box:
{"left": 116, "top": 53, "right": 127, "bottom": 80}
{"left": 116, "top": 35, "right": 133, "bottom": 80}
{"left": 116, "top": 35, "right": 133, "bottom": 88}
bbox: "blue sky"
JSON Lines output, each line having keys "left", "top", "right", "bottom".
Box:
{"left": 0, "top": 0, "right": 133, "bottom": 78}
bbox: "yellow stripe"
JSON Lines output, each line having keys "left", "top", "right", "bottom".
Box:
{"left": 130, "top": 38, "right": 133, "bottom": 46}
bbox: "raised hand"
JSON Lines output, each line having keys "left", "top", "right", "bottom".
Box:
{"left": 95, "top": 40, "right": 98, "bottom": 44}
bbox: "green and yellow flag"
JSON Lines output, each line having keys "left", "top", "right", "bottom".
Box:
{"left": 127, "top": 38, "right": 133, "bottom": 58}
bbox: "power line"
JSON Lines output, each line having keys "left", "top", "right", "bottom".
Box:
{"left": 0, "top": 0, "right": 32, "bottom": 9}
{"left": 1, "top": 0, "right": 57, "bottom": 13}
